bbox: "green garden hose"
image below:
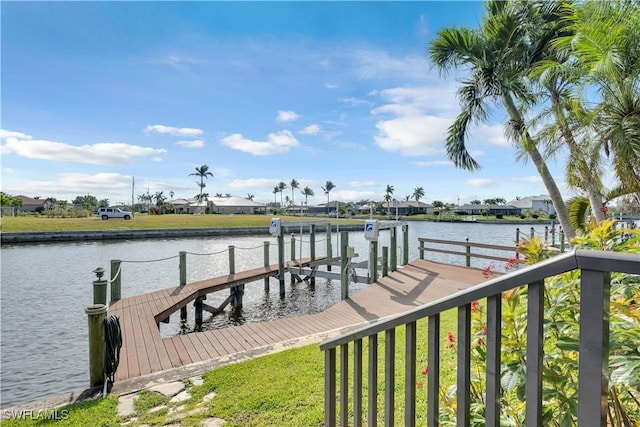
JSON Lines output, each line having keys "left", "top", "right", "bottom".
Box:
{"left": 104, "top": 315, "right": 122, "bottom": 385}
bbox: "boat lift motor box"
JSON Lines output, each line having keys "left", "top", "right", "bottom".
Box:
{"left": 269, "top": 218, "right": 281, "bottom": 236}
{"left": 364, "top": 220, "right": 379, "bottom": 241}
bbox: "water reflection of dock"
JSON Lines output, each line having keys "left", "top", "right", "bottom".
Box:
{"left": 108, "top": 258, "right": 486, "bottom": 384}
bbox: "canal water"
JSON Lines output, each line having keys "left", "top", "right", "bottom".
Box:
{"left": 0, "top": 220, "right": 530, "bottom": 408}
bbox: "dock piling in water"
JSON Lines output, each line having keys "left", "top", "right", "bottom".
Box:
{"left": 85, "top": 304, "right": 107, "bottom": 387}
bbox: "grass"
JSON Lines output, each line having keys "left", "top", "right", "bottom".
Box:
{"left": 1, "top": 309, "right": 462, "bottom": 426}
{"left": 0, "top": 214, "right": 362, "bottom": 233}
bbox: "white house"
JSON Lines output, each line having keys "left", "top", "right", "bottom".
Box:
{"left": 507, "top": 195, "right": 556, "bottom": 215}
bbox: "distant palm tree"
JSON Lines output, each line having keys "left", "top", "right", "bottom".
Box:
{"left": 278, "top": 181, "right": 287, "bottom": 208}
{"left": 247, "top": 194, "right": 255, "bottom": 201}
{"left": 169, "top": 191, "right": 175, "bottom": 200}
{"left": 273, "top": 186, "right": 279, "bottom": 205}
{"left": 189, "top": 165, "right": 213, "bottom": 205}
{"left": 384, "top": 184, "right": 394, "bottom": 215}
{"left": 321, "top": 181, "right": 336, "bottom": 215}
{"left": 290, "top": 179, "right": 299, "bottom": 209}
{"left": 413, "top": 186, "right": 425, "bottom": 202}
{"left": 301, "top": 186, "right": 314, "bottom": 215}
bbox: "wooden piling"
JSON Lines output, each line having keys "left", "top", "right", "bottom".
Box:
{"left": 402, "top": 224, "right": 409, "bottom": 266}
{"left": 465, "top": 238, "right": 471, "bottom": 267}
{"left": 290, "top": 235, "right": 296, "bottom": 261}
{"left": 194, "top": 296, "right": 204, "bottom": 330}
{"left": 264, "top": 241, "right": 270, "bottom": 291}
{"left": 179, "top": 252, "right": 187, "bottom": 322}
{"left": 390, "top": 226, "right": 397, "bottom": 272}
{"left": 229, "top": 246, "right": 243, "bottom": 309}
{"left": 326, "top": 222, "right": 332, "bottom": 272}
{"left": 93, "top": 279, "right": 107, "bottom": 305}
{"left": 278, "top": 233, "right": 285, "bottom": 298}
{"left": 85, "top": 304, "right": 107, "bottom": 387}
{"left": 110, "top": 260, "right": 121, "bottom": 303}
{"left": 310, "top": 224, "right": 316, "bottom": 286}
{"left": 369, "top": 240, "right": 378, "bottom": 283}
{"left": 382, "top": 247, "right": 388, "bottom": 277}
{"left": 340, "top": 231, "right": 349, "bottom": 300}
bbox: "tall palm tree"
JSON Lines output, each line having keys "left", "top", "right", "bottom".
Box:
{"left": 429, "top": 0, "right": 576, "bottom": 242}
{"left": 278, "top": 181, "right": 287, "bottom": 209}
{"left": 247, "top": 194, "right": 255, "bottom": 201}
{"left": 301, "top": 186, "right": 314, "bottom": 215}
{"left": 273, "top": 186, "right": 279, "bottom": 205}
{"left": 413, "top": 186, "right": 425, "bottom": 202}
{"left": 321, "top": 181, "right": 335, "bottom": 215}
{"left": 290, "top": 179, "right": 299, "bottom": 209}
{"left": 189, "top": 165, "right": 213, "bottom": 206}
{"left": 384, "top": 184, "right": 394, "bottom": 215}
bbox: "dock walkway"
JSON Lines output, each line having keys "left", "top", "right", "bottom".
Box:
{"left": 108, "top": 258, "right": 487, "bottom": 383}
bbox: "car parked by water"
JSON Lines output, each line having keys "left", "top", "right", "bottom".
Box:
{"left": 95, "top": 207, "right": 133, "bottom": 220}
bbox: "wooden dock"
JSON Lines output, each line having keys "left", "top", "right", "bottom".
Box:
{"left": 108, "top": 258, "right": 488, "bottom": 382}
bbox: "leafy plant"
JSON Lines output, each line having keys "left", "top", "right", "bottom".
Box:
{"left": 437, "top": 220, "right": 639, "bottom": 425}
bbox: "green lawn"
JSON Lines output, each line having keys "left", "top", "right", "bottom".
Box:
{"left": 0, "top": 214, "right": 361, "bottom": 233}
{"left": 1, "top": 311, "right": 462, "bottom": 426}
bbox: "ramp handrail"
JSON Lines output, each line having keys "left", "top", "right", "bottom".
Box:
{"left": 320, "top": 249, "right": 640, "bottom": 426}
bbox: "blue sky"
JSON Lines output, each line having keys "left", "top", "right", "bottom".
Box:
{"left": 1, "top": 1, "right": 570, "bottom": 207}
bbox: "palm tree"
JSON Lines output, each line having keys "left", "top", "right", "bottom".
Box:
{"left": 321, "top": 181, "right": 336, "bottom": 215}
{"left": 429, "top": 0, "right": 576, "bottom": 242}
{"left": 290, "top": 179, "right": 299, "bottom": 209}
{"left": 413, "top": 186, "right": 425, "bottom": 202}
{"left": 384, "top": 184, "right": 394, "bottom": 215}
{"left": 273, "top": 186, "right": 279, "bottom": 205}
{"left": 247, "top": 194, "right": 255, "bottom": 201}
{"left": 189, "top": 165, "right": 213, "bottom": 206}
{"left": 277, "top": 181, "right": 287, "bottom": 209}
{"left": 301, "top": 186, "right": 314, "bottom": 215}
{"left": 169, "top": 191, "right": 174, "bottom": 200}
{"left": 153, "top": 191, "right": 165, "bottom": 206}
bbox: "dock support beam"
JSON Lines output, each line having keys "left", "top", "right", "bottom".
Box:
{"left": 369, "top": 240, "right": 378, "bottom": 283}
{"left": 382, "top": 247, "right": 388, "bottom": 277}
{"left": 85, "top": 304, "right": 107, "bottom": 387}
{"left": 340, "top": 231, "right": 349, "bottom": 300}
{"left": 390, "top": 227, "right": 397, "bottom": 272}
{"left": 264, "top": 241, "right": 270, "bottom": 291}
{"left": 278, "top": 233, "right": 285, "bottom": 298}
{"left": 229, "top": 246, "right": 243, "bottom": 310}
{"left": 110, "top": 260, "right": 121, "bottom": 303}
{"left": 326, "top": 223, "right": 332, "bottom": 272}
{"left": 402, "top": 224, "right": 409, "bottom": 266}
{"left": 179, "top": 251, "right": 187, "bottom": 322}
{"left": 195, "top": 296, "right": 204, "bottom": 330}
{"left": 310, "top": 224, "right": 316, "bottom": 286}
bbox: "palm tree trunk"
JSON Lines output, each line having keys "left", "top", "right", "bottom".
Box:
{"left": 550, "top": 90, "right": 606, "bottom": 223}
{"left": 503, "top": 94, "right": 576, "bottom": 243}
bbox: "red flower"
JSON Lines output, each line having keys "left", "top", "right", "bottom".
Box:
{"left": 482, "top": 265, "right": 493, "bottom": 279}
{"left": 600, "top": 206, "right": 610, "bottom": 213}
{"left": 505, "top": 256, "right": 519, "bottom": 271}
{"left": 471, "top": 300, "right": 479, "bottom": 313}
{"left": 421, "top": 365, "right": 429, "bottom": 376}
{"left": 549, "top": 228, "right": 556, "bottom": 234}
{"left": 447, "top": 331, "right": 456, "bottom": 348}
{"left": 476, "top": 338, "right": 484, "bottom": 346}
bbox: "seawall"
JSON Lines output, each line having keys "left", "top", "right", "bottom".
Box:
{"left": 1, "top": 224, "right": 364, "bottom": 245}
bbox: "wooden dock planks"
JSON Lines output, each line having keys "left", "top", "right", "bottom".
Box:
{"left": 111, "top": 258, "right": 486, "bottom": 381}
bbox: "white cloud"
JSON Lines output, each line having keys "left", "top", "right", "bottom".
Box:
{"left": 300, "top": 124, "right": 321, "bottom": 135}
{"left": 325, "top": 83, "right": 339, "bottom": 89}
{"left": 467, "top": 178, "right": 494, "bottom": 188}
{"left": 0, "top": 129, "right": 166, "bottom": 165}
{"left": 276, "top": 111, "right": 299, "bottom": 123}
{"left": 144, "top": 124, "right": 203, "bottom": 137}
{"left": 349, "top": 181, "right": 376, "bottom": 188}
{"left": 373, "top": 109, "right": 450, "bottom": 156}
{"left": 472, "top": 124, "right": 510, "bottom": 147}
{"left": 176, "top": 139, "right": 205, "bottom": 148}
{"left": 220, "top": 130, "right": 300, "bottom": 155}
{"left": 1, "top": 172, "right": 133, "bottom": 200}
